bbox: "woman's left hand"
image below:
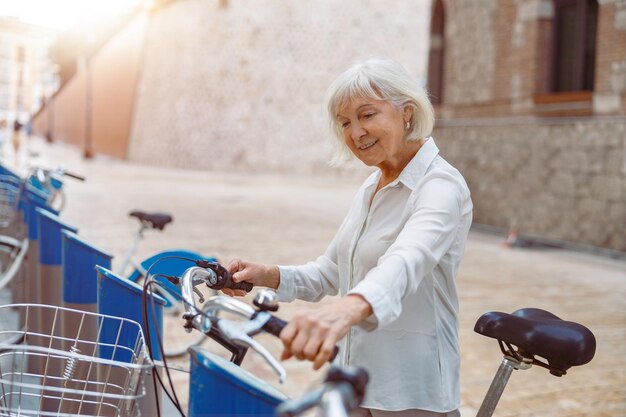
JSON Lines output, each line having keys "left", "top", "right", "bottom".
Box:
{"left": 279, "top": 295, "right": 372, "bottom": 370}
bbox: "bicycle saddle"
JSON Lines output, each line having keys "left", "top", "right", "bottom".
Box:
{"left": 474, "top": 308, "right": 596, "bottom": 376}
{"left": 129, "top": 210, "right": 173, "bottom": 230}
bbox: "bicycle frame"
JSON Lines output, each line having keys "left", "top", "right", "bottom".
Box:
{"left": 116, "top": 223, "right": 148, "bottom": 277}
{"left": 118, "top": 220, "right": 216, "bottom": 311}
{"left": 114, "top": 215, "right": 219, "bottom": 358}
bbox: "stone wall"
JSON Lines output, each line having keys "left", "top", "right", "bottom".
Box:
{"left": 434, "top": 118, "right": 626, "bottom": 250}
{"left": 128, "top": 0, "right": 431, "bottom": 175}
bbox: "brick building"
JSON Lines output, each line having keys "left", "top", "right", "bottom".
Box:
{"left": 428, "top": 0, "right": 626, "bottom": 251}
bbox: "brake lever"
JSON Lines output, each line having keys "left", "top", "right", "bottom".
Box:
{"left": 216, "top": 313, "right": 287, "bottom": 383}
{"left": 193, "top": 287, "right": 205, "bottom": 304}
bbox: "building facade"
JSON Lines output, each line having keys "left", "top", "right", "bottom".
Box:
{"left": 33, "top": 0, "right": 431, "bottom": 172}
{"left": 428, "top": 0, "right": 626, "bottom": 250}
{"left": 31, "top": 0, "right": 625, "bottom": 251}
{"left": 0, "top": 17, "right": 58, "bottom": 126}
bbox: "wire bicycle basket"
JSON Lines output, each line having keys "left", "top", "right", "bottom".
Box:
{"left": 0, "top": 304, "right": 154, "bottom": 416}
{"left": 0, "top": 176, "right": 21, "bottom": 229}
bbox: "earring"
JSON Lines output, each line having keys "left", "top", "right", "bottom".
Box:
{"left": 405, "top": 121, "right": 410, "bottom": 129}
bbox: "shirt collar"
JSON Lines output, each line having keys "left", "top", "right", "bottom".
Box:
{"left": 361, "top": 137, "right": 440, "bottom": 193}
{"left": 394, "top": 137, "right": 439, "bottom": 191}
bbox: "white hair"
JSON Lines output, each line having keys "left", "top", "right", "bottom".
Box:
{"left": 325, "top": 58, "right": 435, "bottom": 165}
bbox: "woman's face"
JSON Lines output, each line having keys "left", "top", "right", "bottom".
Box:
{"left": 337, "top": 96, "right": 410, "bottom": 171}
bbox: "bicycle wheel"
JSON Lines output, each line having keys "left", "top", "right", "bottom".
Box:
{"left": 0, "top": 235, "right": 27, "bottom": 291}
{"left": 126, "top": 250, "right": 218, "bottom": 315}
{"left": 125, "top": 250, "right": 218, "bottom": 357}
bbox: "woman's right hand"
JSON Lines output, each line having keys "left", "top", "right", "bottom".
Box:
{"left": 224, "top": 259, "right": 280, "bottom": 296}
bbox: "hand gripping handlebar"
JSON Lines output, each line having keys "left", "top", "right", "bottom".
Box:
{"left": 200, "top": 261, "right": 253, "bottom": 292}
{"left": 178, "top": 266, "right": 339, "bottom": 383}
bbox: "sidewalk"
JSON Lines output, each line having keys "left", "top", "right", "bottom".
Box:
{"left": 6, "top": 137, "right": 626, "bottom": 416}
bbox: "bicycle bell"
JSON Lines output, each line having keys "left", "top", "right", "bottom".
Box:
{"left": 253, "top": 289, "right": 279, "bottom": 312}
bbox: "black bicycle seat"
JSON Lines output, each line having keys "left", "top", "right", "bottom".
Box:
{"left": 474, "top": 308, "right": 596, "bottom": 375}
{"left": 129, "top": 211, "right": 173, "bottom": 230}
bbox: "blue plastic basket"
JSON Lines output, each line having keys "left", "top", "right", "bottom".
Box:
{"left": 188, "top": 347, "right": 287, "bottom": 417}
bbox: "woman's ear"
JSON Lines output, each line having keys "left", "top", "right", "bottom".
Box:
{"left": 403, "top": 105, "right": 413, "bottom": 124}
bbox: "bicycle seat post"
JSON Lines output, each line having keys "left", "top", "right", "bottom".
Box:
{"left": 116, "top": 222, "right": 147, "bottom": 276}
{"left": 476, "top": 355, "right": 532, "bottom": 417}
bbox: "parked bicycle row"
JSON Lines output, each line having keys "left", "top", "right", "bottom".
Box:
{"left": 0, "top": 161, "right": 366, "bottom": 416}
{"left": 0, "top": 159, "right": 598, "bottom": 417}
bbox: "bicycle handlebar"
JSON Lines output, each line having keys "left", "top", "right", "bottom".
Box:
{"left": 199, "top": 292, "right": 337, "bottom": 362}
{"left": 201, "top": 261, "right": 253, "bottom": 292}
{"left": 177, "top": 266, "right": 339, "bottom": 382}
{"left": 276, "top": 366, "right": 369, "bottom": 417}
{"left": 28, "top": 166, "right": 85, "bottom": 180}
{"left": 62, "top": 170, "right": 86, "bottom": 181}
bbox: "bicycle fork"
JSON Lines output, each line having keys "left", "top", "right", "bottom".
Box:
{"left": 476, "top": 355, "right": 532, "bottom": 417}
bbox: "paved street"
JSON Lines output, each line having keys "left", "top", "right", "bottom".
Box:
{"left": 3, "top": 136, "right": 625, "bottom": 416}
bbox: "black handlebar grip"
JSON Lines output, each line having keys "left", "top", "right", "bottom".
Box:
{"left": 64, "top": 171, "right": 86, "bottom": 181}
{"left": 261, "top": 315, "right": 288, "bottom": 337}
{"left": 262, "top": 316, "right": 339, "bottom": 362}
{"left": 204, "top": 263, "right": 254, "bottom": 293}
{"left": 221, "top": 268, "right": 253, "bottom": 292}
{"left": 326, "top": 366, "right": 369, "bottom": 399}
{"left": 229, "top": 280, "right": 253, "bottom": 292}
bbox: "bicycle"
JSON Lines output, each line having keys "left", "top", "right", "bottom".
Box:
{"left": 145, "top": 262, "right": 596, "bottom": 417}
{"left": 25, "top": 165, "right": 86, "bottom": 212}
{"left": 137, "top": 264, "right": 353, "bottom": 416}
{"left": 278, "top": 306, "right": 597, "bottom": 417}
{"left": 115, "top": 210, "right": 219, "bottom": 358}
{"left": 0, "top": 164, "right": 84, "bottom": 293}
{"left": 0, "top": 173, "right": 21, "bottom": 229}
{"left": 116, "top": 210, "right": 217, "bottom": 316}
{"left": 141, "top": 264, "right": 289, "bottom": 416}
{"left": 0, "top": 173, "right": 27, "bottom": 291}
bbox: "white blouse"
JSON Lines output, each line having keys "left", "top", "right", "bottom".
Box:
{"left": 277, "top": 138, "right": 473, "bottom": 412}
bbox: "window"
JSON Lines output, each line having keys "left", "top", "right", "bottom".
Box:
{"left": 427, "top": 0, "right": 445, "bottom": 104}
{"left": 550, "top": 0, "right": 598, "bottom": 92}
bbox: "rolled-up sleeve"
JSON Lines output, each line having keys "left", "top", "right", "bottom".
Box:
{"left": 348, "top": 171, "right": 463, "bottom": 329}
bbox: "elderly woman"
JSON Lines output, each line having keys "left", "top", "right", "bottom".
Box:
{"left": 226, "top": 58, "right": 472, "bottom": 417}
